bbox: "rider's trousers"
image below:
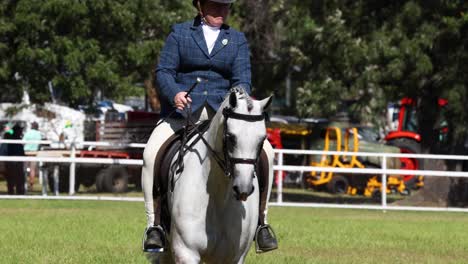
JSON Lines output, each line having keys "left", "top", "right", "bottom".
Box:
{"left": 141, "top": 105, "right": 274, "bottom": 228}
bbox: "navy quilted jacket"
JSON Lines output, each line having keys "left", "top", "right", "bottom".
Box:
{"left": 156, "top": 16, "right": 252, "bottom": 117}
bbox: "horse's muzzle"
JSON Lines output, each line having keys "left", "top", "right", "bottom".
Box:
{"left": 233, "top": 186, "right": 255, "bottom": 201}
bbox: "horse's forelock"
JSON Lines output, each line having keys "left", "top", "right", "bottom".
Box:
{"left": 238, "top": 93, "right": 254, "bottom": 112}
{"left": 228, "top": 86, "right": 254, "bottom": 112}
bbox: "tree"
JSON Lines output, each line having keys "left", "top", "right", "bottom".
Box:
{"left": 233, "top": 0, "right": 287, "bottom": 104}
{"left": 0, "top": 1, "right": 23, "bottom": 102}
{"left": 1, "top": 0, "right": 193, "bottom": 109}
{"left": 289, "top": 1, "right": 468, "bottom": 205}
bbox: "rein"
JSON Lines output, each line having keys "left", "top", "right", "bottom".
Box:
{"left": 175, "top": 101, "right": 267, "bottom": 179}
{"left": 152, "top": 78, "right": 205, "bottom": 132}
{"left": 167, "top": 82, "right": 266, "bottom": 179}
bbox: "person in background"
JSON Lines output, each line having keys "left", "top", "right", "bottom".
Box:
{"left": 23, "top": 122, "right": 42, "bottom": 190}
{"left": 0, "top": 123, "right": 12, "bottom": 156}
{"left": 4, "top": 124, "right": 25, "bottom": 195}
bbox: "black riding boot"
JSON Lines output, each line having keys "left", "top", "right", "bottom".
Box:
{"left": 143, "top": 197, "right": 167, "bottom": 252}
{"left": 143, "top": 142, "right": 174, "bottom": 253}
{"left": 255, "top": 151, "right": 278, "bottom": 253}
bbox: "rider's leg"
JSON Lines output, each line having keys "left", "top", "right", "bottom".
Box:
{"left": 260, "top": 140, "right": 275, "bottom": 224}
{"left": 256, "top": 140, "right": 278, "bottom": 253}
{"left": 142, "top": 106, "right": 214, "bottom": 252}
{"left": 142, "top": 122, "right": 174, "bottom": 227}
{"left": 142, "top": 120, "right": 181, "bottom": 251}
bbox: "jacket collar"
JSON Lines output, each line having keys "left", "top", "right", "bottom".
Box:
{"left": 191, "top": 16, "right": 231, "bottom": 58}
{"left": 190, "top": 15, "right": 230, "bottom": 31}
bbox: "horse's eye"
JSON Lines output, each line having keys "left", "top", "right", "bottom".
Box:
{"left": 226, "top": 133, "right": 237, "bottom": 145}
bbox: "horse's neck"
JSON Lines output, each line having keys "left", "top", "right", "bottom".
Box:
{"left": 202, "top": 112, "right": 231, "bottom": 202}
{"left": 205, "top": 111, "right": 225, "bottom": 158}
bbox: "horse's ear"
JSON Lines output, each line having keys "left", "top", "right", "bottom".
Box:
{"left": 260, "top": 95, "right": 273, "bottom": 110}
{"left": 229, "top": 91, "right": 237, "bottom": 108}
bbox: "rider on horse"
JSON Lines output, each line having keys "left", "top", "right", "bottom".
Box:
{"left": 142, "top": 0, "right": 278, "bottom": 253}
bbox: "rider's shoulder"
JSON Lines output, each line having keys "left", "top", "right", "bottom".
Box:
{"left": 170, "top": 20, "right": 247, "bottom": 43}
{"left": 227, "top": 27, "right": 247, "bottom": 42}
{"left": 171, "top": 20, "right": 196, "bottom": 35}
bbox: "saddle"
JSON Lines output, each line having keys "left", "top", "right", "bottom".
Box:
{"left": 152, "top": 120, "right": 211, "bottom": 232}
{"left": 152, "top": 120, "right": 270, "bottom": 234}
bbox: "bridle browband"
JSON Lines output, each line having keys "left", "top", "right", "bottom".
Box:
{"left": 221, "top": 107, "right": 267, "bottom": 178}
{"left": 222, "top": 108, "right": 267, "bottom": 122}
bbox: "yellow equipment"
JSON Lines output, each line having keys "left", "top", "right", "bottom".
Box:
{"left": 307, "top": 127, "right": 365, "bottom": 193}
{"left": 306, "top": 126, "right": 409, "bottom": 196}
{"left": 308, "top": 127, "right": 345, "bottom": 186}
{"left": 363, "top": 175, "right": 407, "bottom": 197}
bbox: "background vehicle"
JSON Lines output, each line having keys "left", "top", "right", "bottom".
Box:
{"left": 0, "top": 101, "right": 159, "bottom": 193}
{"left": 384, "top": 98, "right": 448, "bottom": 189}
{"left": 267, "top": 116, "right": 328, "bottom": 188}
{"left": 267, "top": 117, "right": 404, "bottom": 196}
{"left": 305, "top": 124, "right": 403, "bottom": 196}
{"left": 58, "top": 110, "right": 159, "bottom": 193}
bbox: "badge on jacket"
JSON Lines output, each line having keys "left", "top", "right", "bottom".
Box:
{"left": 222, "top": 39, "right": 228, "bottom": 46}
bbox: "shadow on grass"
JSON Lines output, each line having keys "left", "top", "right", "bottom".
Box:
{"left": 270, "top": 188, "right": 403, "bottom": 205}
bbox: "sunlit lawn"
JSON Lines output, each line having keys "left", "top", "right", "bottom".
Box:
{"left": 1, "top": 199, "right": 468, "bottom": 263}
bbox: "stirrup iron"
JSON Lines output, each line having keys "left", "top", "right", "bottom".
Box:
{"left": 254, "top": 224, "right": 278, "bottom": 253}
{"left": 142, "top": 226, "right": 166, "bottom": 253}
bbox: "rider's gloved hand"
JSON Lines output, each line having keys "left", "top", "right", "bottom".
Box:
{"left": 174, "top": 92, "right": 192, "bottom": 110}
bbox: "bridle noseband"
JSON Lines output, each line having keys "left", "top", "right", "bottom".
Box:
{"left": 222, "top": 107, "right": 267, "bottom": 178}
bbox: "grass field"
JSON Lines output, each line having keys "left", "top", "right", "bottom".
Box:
{"left": 1, "top": 200, "right": 468, "bottom": 263}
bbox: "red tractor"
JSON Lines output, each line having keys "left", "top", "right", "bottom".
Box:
{"left": 384, "top": 97, "right": 448, "bottom": 189}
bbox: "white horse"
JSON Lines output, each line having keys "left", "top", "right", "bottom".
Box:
{"left": 157, "top": 88, "right": 272, "bottom": 264}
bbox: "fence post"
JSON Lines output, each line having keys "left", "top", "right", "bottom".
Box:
{"left": 69, "top": 142, "right": 76, "bottom": 195}
{"left": 53, "top": 165, "right": 59, "bottom": 196}
{"left": 381, "top": 155, "right": 387, "bottom": 210}
{"left": 277, "top": 152, "right": 283, "bottom": 204}
{"left": 39, "top": 161, "right": 47, "bottom": 196}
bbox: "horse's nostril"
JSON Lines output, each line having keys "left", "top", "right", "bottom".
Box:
{"left": 248, "top": 186, "right": 255, "bottom": 196}
{"left": 233, "top": 186, "right": 240, "bottom": 196}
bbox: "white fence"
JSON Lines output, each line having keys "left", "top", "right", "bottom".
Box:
{"left": 273, "top": 149, "right": 468, "bottom": 212}
{"left": 1, "top": 139, "right": 468, "bottom": 212}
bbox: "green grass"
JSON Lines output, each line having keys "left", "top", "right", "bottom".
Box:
{"left": 1, "top": 200, "right": 468, "bottom": 263}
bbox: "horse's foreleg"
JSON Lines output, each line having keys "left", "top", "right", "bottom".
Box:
{"left": 146, "top": 252, "right": 175, "bottom": 264}
{"left": 172, "top": 248, "right": 201, "bottom": 264}
{"left": 235, "top": 252, "right": 248, "bottom": 264}
{"left": 171, "top": 235, "right": 202, "bottom": 264}
{"left": 158, "top": 251, "right": 176, "bottom": 264}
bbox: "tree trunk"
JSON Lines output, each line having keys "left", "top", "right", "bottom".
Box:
{"left": 398, "top": 87, "right": 468, "bottom": 207}
{"left": 446, "top": 138, "right": 468, "bottom": 207}
{"left": 396, "top": 159, "right": 450, "bottom": 207}
{"left": 144, "top": 75, "right": 160, "bottom": 112}
{"left": 398, "top": 86, "right": 454, "bottom": 206}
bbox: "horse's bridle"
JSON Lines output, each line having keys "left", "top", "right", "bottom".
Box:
{"left": 221, "top": 107, "right": 267, "bottom": 178}
{"left": 172, "top": 93, "right": 267, "bottom": 179}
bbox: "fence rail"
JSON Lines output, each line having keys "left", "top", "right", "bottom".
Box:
{"left": 1, "top": 139, "right": 468, "bottom": 213}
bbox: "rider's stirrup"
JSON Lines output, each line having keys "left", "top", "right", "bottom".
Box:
{"left": 254, "top": 224, "right": 278, "bottom": 253}
{"left": 142, "top": 225, "right": 166, "bottom": 253}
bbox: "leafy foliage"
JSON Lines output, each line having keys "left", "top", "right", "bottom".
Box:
{"left": 2, "top": 1, "right": 467, "bottom": 153}
{"left": 251, "top": 1, "right": 468, "bottom": 154}
{"left": 1, "top": 0, "right": 193, "bottom": 106}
